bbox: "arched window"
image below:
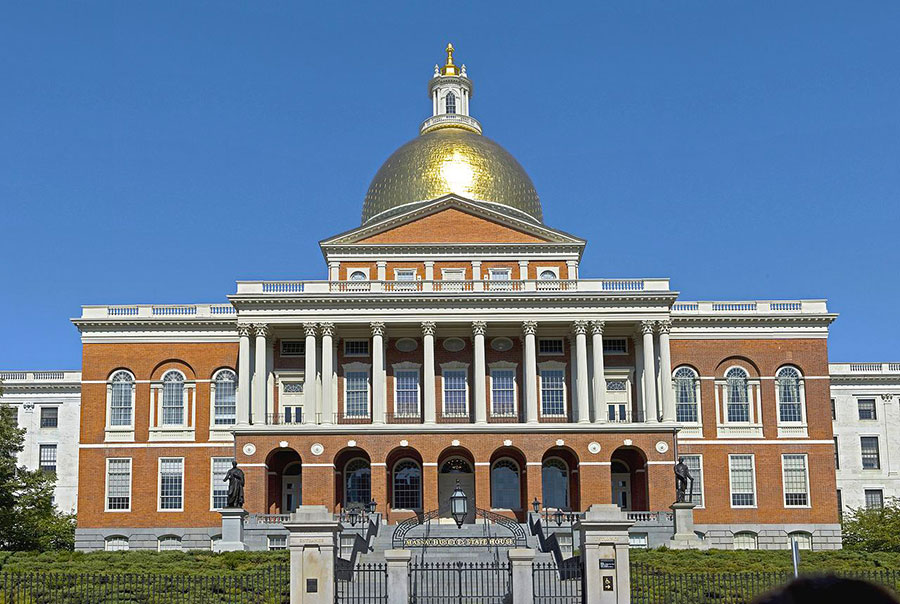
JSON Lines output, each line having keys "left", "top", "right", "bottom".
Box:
{"left": 542, "top": 458, "right": 569, "bottom": 509}
{"left": 213, "top": 369, "right": 236, "bottom": 425}
{"left": 777, "top": 367, "right": 803, "bottom": 423}
{"left": 161, "top": 371, "right": 185, "bottom": 426}
{"left": 158, "top": 535, "right": 183, "bottom": 552}
{"left": 491, "top": 458, "right": 521, "bottom": 510}
{"left": 725, "top": 368, "right": 749, "bottom": 422}
{"left": 789, "top": 531, "right": 812, "bottom": 551}
{"left": 344, "top": 458, "right": 371, "bottom": 507}
{"left": 440, "top": 457, "right": 473, "bottom": 474}
{"left": 392, "top": 459, "right": 422, "bottom": 510}
{"left": 104, "top": 535, "right": 129, "bottom": 551}
{"left": 539, "top": 270, "right": 557, "bottom": 280}
{"left": 109, "top": 370, "right": 134, "bottom": 427}
{"left": 733, "top": 531, "right": 758, "bottom": 550}
{"left": 673, "top": 367, "right": 699, "bottom": 423}
{"left": 349, "top": 270, "right": 367, "bottom": 281}
{"left": 445, "top": 92, "right": 456, "bottom": 114}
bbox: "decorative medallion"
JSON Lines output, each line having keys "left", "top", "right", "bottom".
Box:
{"left": 396, "top": 338, "right": 418, "bottom": 352}
{"left": 491, "top": 337, "right": 513, "bottom": 352}
{"left": 655, "top": 441, "right": 669, "bottom": 454}
{"left": 503, "top": 439, "right": 512, "bottom": 447}
{"left": 242, "top": 443, "right": 256, "bottom": 456}
{"left": 442, "top": 338, "right": 466, "bottom": 352}
{"left": 22, "top": 402, "right": 34, "bottom": 412}
{"left": 451, "top": 439, "right": 460, "bottom": 447}
{"left": 555, "top": 439, "right": 565, "bottom": 447}
{"left": 623, "top": 439, "right": 633, "bottom": 446}
{"left": 400, "top": 440, "right": 409, "bottom": 447}
{"left": 279, "top": 440, "right": 289, "bottom": 448}
{"left": 347, "top": 440, "right": 357, "bottom": 447}
{"left": 588, "top": 442, "right": 601, "bottom": 455}
{"left": 310, "top": 443, "right": 324, "bottom": 456}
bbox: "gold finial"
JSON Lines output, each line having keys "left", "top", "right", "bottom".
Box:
{"left": 441, "top": 42, "right": 458, "bottom": 76}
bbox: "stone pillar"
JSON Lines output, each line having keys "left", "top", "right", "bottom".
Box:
{"left": 376, "top": 261, "right": 387, "bottom": 282}
{"left": 384, "top": 549, "right": 412, "bottom": 604}
{"left": 422, "top": 322, "right": 436, "bottom": 424}
{"left": 518, "top": 260, "right": 529, "bottom": 280}
{"left": 320, "top": 323, "right": 334, "bottom": 424}
{"left": 370, "top": 463, "right": 388, "bottom": 520}
{"left": 372, "top": 322, "right": 386, "bottom": 424}
{"left": 657, "top": 321, "right": 675, "bottom": 422}
{"left": 574, "top": 320, "right": 590, "bottom": 423}
{"left": 284, "top": 506, "right": 341, "bottom": 604}
{"left": 237, "top": 325, "right": 251, "bottom": 425}
{"left": 669, "top": 502, "right": 707, "bottom": 549}
{"left": 253, "top": 324, "right": 269, "bottom": 425}
{"left": 303, "top": 323, "right": 318, "bottom": 424}
{"left": 472, "top": 321, "right": 487, "bottom": 424}
{"left": 328, "top": 262, "right": 340, "bottom": 282}
{"left": 523, "top": 321, "right": 538, "bottom": 424}
{"left": 576, "top": 504, "right": 634, "bottom": 604}
{"left": 214, "top": 508, "right": 248, "bottom": 552}
{"left": 566, "top": 260, "right": 579, "bottom": 280}
{"left": 591, "top": 321, "right": 607, "bottom": 423}
{"left": 640, "top": 321, "right": 658, "bottom": 423}
{"left": 508, "top": 549, "right": 536, "bottom": 604}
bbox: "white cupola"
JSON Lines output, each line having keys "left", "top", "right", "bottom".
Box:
{"left": 420, "top": 43, "right": 482, "bottom": 135}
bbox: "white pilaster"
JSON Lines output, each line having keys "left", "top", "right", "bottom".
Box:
{"left": 473, "top": 321, "right": 487, "bottom": 424}
{"left": 657, "top": 321, "right": 675, "bottom": 422}
{"left": 320, "top": 323, "right": 334, "bottom": 424}
{"left": 376, "top": 261, "right": 387, "bottom": 281}
{"left": 518, "top": 261, "right": 529, "bottom": 280}
{"left": 523, "top": 321, "right": 538, "bottom": 424}
{"left": 422, "top": 322, "right": 436, "bottom": 424}
{"left": 372, "top": 322, "right": 386, "bottom": 424}
{"left": 303, "top": 323, "right": 318, "bottom": 424}
{"left": 253, "top": 324, "right": 268, "bottom": 425}
{"left": 472, "top": 261, "right": 483, "bottom": 291}
{"left": 574, "top": 321, "right": 590, "bottom": 423}
{"left": 566, "top": 260, "right": 579, "bottom": 280}
{"left": 237, "top": 325, "right": 251, "bottom": 425}
{"left": 641, "top": 321, "right": 658, "bottom": 423}
{"left": 591, "top": 321, "right": 607, "bottom": 423}
{"left": 328, "top": 262, "right": 340, "bottom": 282}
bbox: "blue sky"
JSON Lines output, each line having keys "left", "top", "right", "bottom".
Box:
{"left": 2, "top": 2, "right": 899, "bottom": 369}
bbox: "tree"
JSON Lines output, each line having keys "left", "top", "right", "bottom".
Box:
{"left": 0, "top": 403, "right": 75, "bottom": 550}
{"left": 842, "top": 498, "right": 900, "bottom": 552}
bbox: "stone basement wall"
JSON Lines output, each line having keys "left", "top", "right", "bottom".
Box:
{"left": 75, "top": 524, "right": 289, "bottom": 552}
{"left": 695, "top": 524, "right": 842, "bottom": 551}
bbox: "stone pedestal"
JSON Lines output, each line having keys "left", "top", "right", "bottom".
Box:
{"left": 508, "top": 549, "right": 536, "bottom": 604}
{"left": 576, "top": 504, "right": 634, "bottom": 604}
{"left": 384, "top": 549, "right": 411, "bottom": 604}
{"left": 214, "top": 508, "right": 248, "bottom": 552}
{"left": 284, "top": 506, "right": 342, "bottom": 604}
{"left": 668, "top": 502, "right": 708, "bottom": 550}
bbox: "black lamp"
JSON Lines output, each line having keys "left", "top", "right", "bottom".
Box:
{"left": 532, "top": 497, "right": 541, "bottom": 513}
{"left": 554, "top": 508, "right": 564, "bottom": 526}
{"left": 450, "top": 480, "right": 468, "bottom": 529}
{"left": 366, "top": 499, "right": 377, "bottom": 514}
{"left": 348, "top": 507, "right": 359, "bottom": 526}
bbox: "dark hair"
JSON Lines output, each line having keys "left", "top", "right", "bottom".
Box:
{"left": 753, "top": 576, "right": 899, "bottom": 604}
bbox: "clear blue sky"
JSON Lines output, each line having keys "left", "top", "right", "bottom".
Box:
{"left": 2, "top": 2, "right": 898, "bottom": 369}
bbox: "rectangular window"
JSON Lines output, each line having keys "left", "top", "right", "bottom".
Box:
{"left": 861, "top": 437, "right": 881, "bottom": 469}
{"left": 395, "top": 370, "right": 420, "bottom": 417}
{"left": 489, "top": 268, "right": 511, "bottom": 280}
{"left": 442, "top": 369, "right": 468, "bottom": 416}
{"left": 782, "top": 454, "right": 809, "bottom": 507}
{"left": 865, "top": 489, "right": 883, "bottom": 510}
{"left": 831, "top": 398, "right": 836, "bottom": 420}
{"left": 39, "top": 444, "right": 57, "bottom": 474}
{"left": 344, "top": 371, "right": 370, "bottom": 417}
{"left": 837, "top": 489, "right": 843, "bottom": 522}
{"left": 491, "top": 369, "right": 516, "bottom": 417}
{"left": 106, "top": 458, "right": 131, "bottom": 511}
{"left": 538, "top": 338, "right": 564, "bottom": 356}
{"left": 40, "top": 407, "right": 59, "bottom": 428}
{"left": 159, "top": 458, "right": 184, "bottom": 511}
{"left": 344, "top": 340, "right": 370, "bottom": 357}
{"left": 442, "top": 268, "right": 465, "bottom": 280}
{"left": 214, "top": 378, "right": 236, "bottom": 426}
{"left": 211, "top": 457, "right": 234, "bottom": 510}
{"left": 681, "top": 455, "right": 704, "bottom": 507}
{"left": 602, "top": 338, "right": 628, "bottom": 355}
{"left": 729, "top": 454, "right": 756, "bottom": 507}
{"left": 395, "top": 269, "right": 416, "bottom": 280}
{"left": 161, "top": 381, "right": 184, "bottom": 426}
{"left": 540, "top": 369, "right": 566, "bottom": 416}
{"left": 281, "top": 340, "right": 305, "bottom": 356}
{"left": 628, "top": 533, "right": 648, "bottom": 549}
{"left": 834, "top": 437, "right": 840, "bottom": 470}
{"left": 858, "top": 399, "right": 877, "bottom": 420}
{"left": 268, "top": 535, "right": 287, "bottom": 551}
{"left": 110, "top": 380, "right": 133, "bottom": 427}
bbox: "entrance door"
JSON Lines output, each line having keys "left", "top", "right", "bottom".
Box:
{"left": 283, "top": 477, "right": 301, "bottom": 513}
{"left": 438, "top": 457, "right": 476, "bottom": 523}
{"left": 611, "top": 473, "right": 630, "bottom": 510}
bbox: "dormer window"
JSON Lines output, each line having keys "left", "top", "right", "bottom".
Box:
{"left": 445, "top": 92, "right": 456, "bottom": 114}
{"left": 349, "top": 271, "right": 367, "bottom": 281}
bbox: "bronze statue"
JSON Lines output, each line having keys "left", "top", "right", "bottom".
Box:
{"left": 674, "top": 457, "right": 694, "bottom": 503}
{"left": 224, "top": 461, "right": 245, "bottom": 508}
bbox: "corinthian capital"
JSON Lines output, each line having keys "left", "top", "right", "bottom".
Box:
{"left": 253, "top": 323, "right": 269, "bottom": 338}
{"left": 640, "top": 320, "right": 655, "bottom": 335}
{"left": 237, "top": 324, "right": 252, "bottom": 338}
{"left": 472, "top": 321, "right": 487, "bottom": 336}
{"left": 303, "top": 322, "right": 318, "bottom": 337}
{"left": 591, "top": 320, "right": 605, "bottom": 336}
{"left": 522, "top": 321, "right": 538, "bottom": 336}
{"left": 656, "top": 320, "right": 672, "bottom": 335}
{"left": 370, "top": 322, "right": 385, "bottom": 337}
{"left": 572, "top": 320, "right": 589, "bottom": 335}
{"left": 319, "top": 322, "right": 335, "bottom": 337}
{"left": 421, "top": 321, "right": 436, "bottom": 337}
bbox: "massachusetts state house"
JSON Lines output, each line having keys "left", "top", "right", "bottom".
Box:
{"left": 72, "top": 46, "right": 841, "bottom": 552}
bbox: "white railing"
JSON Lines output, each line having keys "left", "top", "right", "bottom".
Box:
{"left": 152, "top": 305, "right": 197, "bottom": 316}
{"left": 420, "top": 113, "right": 483, "bottom": 134}
{"left": 236, "top": 278, "right": 671, "bottom": 295}
{"left": 249, "top": 513, "right": 291, "bottom": 525}
{"left": 0, "top": 371, "right": 80, "bottom": 382}
{"left": 80, "top": 304, "right": 238, "bottom": 320}
{"left": 672, "top": 300, "right": 829, "bottom": 315}
{"left": 831, "top": 363, "right": 900, "bottom": 375}
{"left": 262, "top": 281, "right": 304, "bottom": 293}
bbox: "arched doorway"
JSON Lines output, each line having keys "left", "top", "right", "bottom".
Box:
{"left": 541, "top": 448, "right": 580, "bottom": 511}
{"left": 386, "top": 447, "right": 424, "bottom": 514}
{"left": 282, "top": 461, "right": 302, "bottom": 513}
{"left": 437, "top": 448, "right": 475, "bottom": 523}
{"left": 610, "top": 446, "right": 649, "bottom": 511}
{"left": 265, "top": 448, "right": 302, "bottom": 514}
{"left": 334, "top": 448, "right": 371, "bottom": 510}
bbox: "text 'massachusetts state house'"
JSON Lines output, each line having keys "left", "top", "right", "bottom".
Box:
{"left": 73, "top": 46, "right": 841, "bottom": 552}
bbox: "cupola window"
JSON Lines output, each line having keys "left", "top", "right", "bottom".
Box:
{"left": 445, "top": 92, "right": 456, "bottom": 114}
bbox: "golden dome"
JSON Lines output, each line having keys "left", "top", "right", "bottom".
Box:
{"left": 362, "top": 127, "right": 543, "bottom": 224}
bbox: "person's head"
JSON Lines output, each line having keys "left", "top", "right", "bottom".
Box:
{"left": 678, "top": 456, "right": 685, "bottom": 463}
{"left": 753, "top": 576, "right": 899, "bottom": 604}
{"left": 232, "top": 461, "right": 238, "bottom": 468}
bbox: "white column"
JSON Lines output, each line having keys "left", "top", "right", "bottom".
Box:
{"left": 523, "top": 321, "right": 538, "bottom": 424}
{"left": 237, "top": 325, "right": 251, "bottom": 425}
{"left": 473, "top": 321, "right": 487, "bottom": 424}
{"left": 252, "top": 324, "right": 268, "bottom": 424}
{"left": 320, "top": 323, "right": 334, "bottom": 424}
{"left": 633, "top": 334, "right": 644, "bottom": 422}
{"left": 591, "top": 321, "right": 607, "bottom": 423}
{"left": 422, "top": 322, "right": 436, "bottom": 424}
{"left": 384, "top": 550, "right": 412, "bottom": 604}
{"left": 376, "top": 261, "right": 387, "bottom": 281}
{"left": 472, "top": 261, "right": 483, "bottom": 291}
{"left": 303, "top": 323, "right": 318, "bottom": 424}
{"left": 371, "top": 322, "right": 386, "bottom": 424}
{"left": 328, "top": 261, "right": 340, "bottom": 281}
{"left": 423, "top": 261, "right": 434, "bottom": 291}
{"left": 518, "top": 260, "right": 529, "bottom": 280}
{"left": 657, "top": 320, "right": 675, "bottom": 422}
{"left": 641, "top": 321, "right": 658, "bottom": 423}
{"left": 566, "top": 260, "right": 579, "bottom": 280}
{"left": 574, "top": 321, "right": 590, "bottom": 423}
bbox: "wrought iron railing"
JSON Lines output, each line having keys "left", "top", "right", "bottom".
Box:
{"left": 409, "top": 561, "right": 511, "bottom": 604}
{"left": 533, "top": 561, "right": 583, "bottom": 604}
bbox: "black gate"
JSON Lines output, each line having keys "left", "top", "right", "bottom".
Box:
{"left": 334, "top": 562, "right": 387, "bottom": 604}
{"left": 409, "top": 561, "right": 511, "bottom": 604}
{"left": 533, "top": 561, "right": 583, "bottom": 604}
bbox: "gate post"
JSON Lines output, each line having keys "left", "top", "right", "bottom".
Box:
{"left": 283, "top": 506, "right": 342, "bottom": 604}
{"left": 384, "top": 549, "right": 411, "bottom": 604}
{"left": 508, "top": 548, "right": 535, "bottom": 604}
{"left": 575, "top": 504, "right": 634, "bottom": 604}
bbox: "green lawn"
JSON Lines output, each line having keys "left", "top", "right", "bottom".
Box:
{"left": 631, "top": 548, "right": 900, "bottom": 574}
{"left": 0, "top": 550, "right": 288, "bottom": 575}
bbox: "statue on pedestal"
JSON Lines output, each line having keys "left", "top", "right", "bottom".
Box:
{"left": 224, "top": 461, "right": 245, "bottom": 508}
{"left": 674, "top": 457, "right": 694, "bottom": 504}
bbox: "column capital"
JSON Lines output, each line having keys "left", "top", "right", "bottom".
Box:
{"left": 376, "top": 260, "right": 387, "bottom": 268}
{"left": 421, "top": 321, "right": 436, "bottom": 336}
{"left": 319, "top": 322, "right": 335, "bottom": 337}
{"left": 253, "top": 323, "right": 269, "bottom": 338}
{"left": 522, "top": 320, "right": 538, "bottom": 336}
{"left": 656, "top": 320, "right": 672, "bottom": 334}
{"left": 303, "top": 322, "right": 318, "bottom": 337}
{"left": 238, "top": 324, "right": 253, "bottom": 338}
{"left": 640, "top": 320, "right": 655, "bottom": 335}
{"left": 371, "top": 322, "right": 386, "bottom": 337}
{"left": 472, "top": 321, "right": 487, "bottom": 336}
{"left": 590, "top": 320, "right": 605, "bottom": 336}
{"left": 572, "top": 320, "right": 589, "bottom": 335}
{"left": 423, "top": 260, "right": 435, "bottom": 267}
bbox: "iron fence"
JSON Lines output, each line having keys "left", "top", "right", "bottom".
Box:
{"left": 409, "top": 561, "right": 511, "bottom": 604}
{"left": 334, "top": 562, "right": 387, "bottom": 604}
{"left": 533, "top": 561, "right": 582, "bottom": 604}
{"left": 0, "top": 567, "right": 290, "bottom": 604}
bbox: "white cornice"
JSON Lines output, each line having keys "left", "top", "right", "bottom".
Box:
{"left": 233, "top": 421, "right": 679, "bottom": 436}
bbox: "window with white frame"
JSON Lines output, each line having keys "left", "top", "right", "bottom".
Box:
{"left": 281, "top": 340, "right": 305, "bottom": 356}
{"left": 445, "top": 91, "right": 456, "bottom": 114}
{"left": 725, "top": 368, "right": 750, "bottom": 422}
{"left": 39, "top": 444, "right": 57, "bottom": 474}
{"left": 489, "top": 268, "right": 511, "bottom": 280}
{"left": 344, "top": 371, "right": 370, "bottom": 417}
{"left": 538, "top": 338, "right": 564, "bottom": 356}
{"left": 673, "top": 367, "right": 700, "bottom": 423}
{"left": 441, "top": 268, "right": 465, "bottom": 290}
{"left": 161, "top": 371, "right": 185, "bottom": 426}
{"left": 344, "top": 340, "right": 370, "bottom": 357}
{"left": 213, "top": 369, "right": 236, "bottom": 425}
{"left": 348, "top": 270, "right": 368, "bottom": 281}
{"left": 211, "top": 457, "right": 233, "bottom": 510}
{"left": 865, "top": 489, "right": 884, "bottom": 509}
{"left": 159, "top": 458, "right": 184, "bottom": 511}
{"left": 782, "top": 454, "right": 810, "bottom": 507}
{"left": 490, "top": 369, "right": 516, "bottom": 417}
{"left": 268, "top": 535, "right": 288, "bottom": 550}
{"left": 789, "top": 531, "right": 812, "bottom": 551}
{"left": 729, "top": 454, "right": 756, "bottom": 507}
{"left": 858, "top": 399, "right": 877, "bottom": 420}
{"left": 538, "top": 268, "right": 559, "bottom": 280}
{"left": 442, "top": 369, "right": 468, "bottom": 416}
{"left": 105, "top": 536, "right": 129, "bottom": 551}
{"left": 106, "top": 458, "right": 131, "bottom": 511}
{"left": 392, "top": 459, "right": 422, "bottom": 510}
{"left": 681, "top": 455, "right": 704, "bottom": 506}
{"left": 733, "top": 532, "right": 758, "bottom": 550}
{"left": 628, "top": 533, "right": 649, "bottom": 549}
{"left": 861, "top": 437, "right": 881, "bottom": 469}
{"left": 109, "top": 370, "right": 135, "bottom": 427}
{"left": 491, "top": 458, "right": 521, "bottom": 509}
{"left": 776, "top": 367, "right": 804, "bottom": 423}
{"left": 40, "top": 406, "right": 58, "bottom": 428}
{"left": 602, "top": 338, "right": 628, "bottom": 355}
{"left": 158, "top": 535, "right": 183, "bottom": 551}
{"left": 395, "top": 269, "right": 416, "bottom": 281}
{"left": 540, "top": 368, "right": 566, "bottom": 416}
{"left": 395, "top": 370, "right": 420, "bottom": 417}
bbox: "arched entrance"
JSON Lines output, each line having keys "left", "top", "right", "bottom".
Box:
{"left": 610, "top": 446, "right": 649, "bottom": 511}
{"left": 541, "top": 447, "right": 580, "bottom": 511}
{"left": 334, "top": 448, "right": 371, "bottom": 509}
{"left": 437, "top": 448, "right": 475, "bottom": 523}
{"left": 266, "top": 448, "right": 302, "bottom": 514}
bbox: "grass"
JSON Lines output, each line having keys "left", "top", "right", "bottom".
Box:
{"left": 0, "top": 550, "right": 288, "bottom": 575}
{"left": 631, "top": 548, "right": 900, "bottom": 574}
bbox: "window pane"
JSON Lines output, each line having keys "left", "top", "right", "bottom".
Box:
{"left": 39, "top": 444, "right": 57, "bottom": 474}
{"left": 538, "top": 339, "right": 564, "bottom": 355}
{"left": 861, "top": 437, "right": 881, "bottom": 469}
{"left": 865, "top": 489, "right": 884, "bottom": 510}
{"left": 733, "top": 532, "right": 757, "bottom": 550}
{"left": 445, "top": 92, "right": 456, "bottom": 114}
{"left": 345, "top": 371, "right": 369, "bottom": 417}
{"left": 105, "top": 536, "right": 129, "bottom": 551}
{"left": 491, "top": 460, "right": 520, "bottom": 509}
{"left": 783, "top": 455, "right": 809, "bottom": 506}
{"left": 392, "top": 460, "right": 422, "bottom": 509}
{"left": 541, "top": 370, "right": 565, "bottom": 416}
{"left": 541, "top": 459, "right": 569, "bottom": 509}
{"left": 211, "top": 457, "right": 234, "bottom": 509}
{"left": 674, "top": 368, "right": 698, "bottom": 423}
{"left": 726, "top": 370, "right": 750, "bottom": 422}
{"left": 107, "top": 458, "right": 131, "bottom": 510}
{"left": 159, "top": 458, "right": 183, "bottom": 510}
{"left": 729, "top": 455, "right": 755, "bottom": 506}
{"left": 395, "top": 370, "right": 420, "bottom": 417}
{"left": 858, "top": 399, "right": 877, "bottom": 420}
{"left": 110, "top": 372, "right": 134, "bottom": 427}
{"left": 40, "top": 407, "right": 59, "bottom": 428}
{"left": 491, "top": 370, "right": 516, "bottom": 416}
{"left": 682, "top": 455, "right": 703, "bottom": 506}
{"left": 161, "top": 372, "right": 184, "bottom": 426}
{"left": 214, "top": 370, "right": 236, "bottom": 425}
{"left": 602, "top": 338, "right": 628, "bottom": 354}
{"left": 281, "top": 340, "right": 305, "bottom": 355}
{"left": 345, "top": 459, "right": 371, "bottom": 506}
{"left": 443, "top": 370, "right": 468, "bottom": 416}
{"left": 345, "top": 340, "right": 370, "bottom": 356}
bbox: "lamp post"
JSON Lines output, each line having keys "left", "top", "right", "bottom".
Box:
{"left": 450, "top": 481, "right": 468, "bottom": 529}
{"left": 554, "top": 508, "right": 564, "bottom": 526}
{"left": 366, "top": 499, "right": 377, "bottom": 514}
{"left": 348, "top": 507, "right": 359, "bottom": 527}
{"left": 532, "top": 497, "right": 541, "bottom": 514}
